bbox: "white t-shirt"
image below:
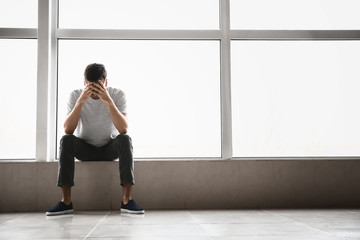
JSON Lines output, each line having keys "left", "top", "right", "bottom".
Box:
{"left": 67, "top": 87, "right": 127, "bottom": 147}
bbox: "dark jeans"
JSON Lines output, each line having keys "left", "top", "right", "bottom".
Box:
{"left": 57, "top": 134, "right": 135, "bottom": 187}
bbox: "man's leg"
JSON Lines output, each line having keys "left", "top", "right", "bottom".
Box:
{"left": 57, "top": 134, "right": 101, "bottom": 200}
{"left": 57, "top": 134, "right": 78, "bottom": 205}
{"left": 61, "top": 186, "right": 72, "bottom": 205}
{"left": 47, "top": 134, "right": 78, "bottom": 215}
{"left": 47, "top": 134, "right": 98, "bottom": 216}
{"left": 116, "top": 135, "right": 144, "bottom": 213}
{"left": 122, "top": 183, "right": 132, "bottom": 204}
{"left": 58, "top": 134, "right": 135, "bottom": 203}
{"left": 105, "top": 134, "right": 135, "bottom": 196}
{"left": 104, "top": 134, "right": 144, "bottom": 213}
{"left": 116, "top": 134, "right": 135, "bottom": 202}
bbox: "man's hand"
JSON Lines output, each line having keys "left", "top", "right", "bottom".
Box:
{"left": 90, "top": 81, "right": 128, "bottom": 134}
{"left": 64, "top": 84, "right": 93, "bottom": 134}
{"left": 90, "top": 81, "right": 113, "bottom": 105}
{"left": 77, "top": 84, "right": 93, "bottom": 104}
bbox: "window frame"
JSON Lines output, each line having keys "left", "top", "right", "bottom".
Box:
{"left": 53, "top": 0, "right": 231, "bottom": 161}
{"left": 1, "top": 0, "right": 360, "bottom": 161}
{"left": 0, "top": 2, "right": 37, "bottom": 160}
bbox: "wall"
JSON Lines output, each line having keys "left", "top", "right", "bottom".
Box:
{"left": 1, "top": 160, "right": 360, "bottom": 212}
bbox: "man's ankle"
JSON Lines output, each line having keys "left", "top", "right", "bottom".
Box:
{"left": 62, "top": 200, "right": 72, "bottom": 205}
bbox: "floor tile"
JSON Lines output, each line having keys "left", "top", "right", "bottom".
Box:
{"left": 0, "top": 212, "right": 107, "bottom": 239}
{"left": 348, "top": 209, "right": 360, "bottom": 212}
{"left": 1, "top": 209, "right": 359, "bottom": 240}
{"left": 102, "top": 210, "right": 197, "bottom": 225}
{"left": 86, "top": 237, "right": 213, "bottom": 240}
{"left": 308, "top": 222, "right": 360, "bottom": 239}
{"left": 212, "top": 236, "right": 343, "bottom": 240}
{"left": 265, "top": 209, "right": 360, "bottom": 224}
{"left": 0, "top": 213, "right": 27, "bottom": 224}
{"left": 0, "top": 223, "right": 93, "bottom": 239}
{"left": 88, "top": 224, "right": 208, "bottom": 238}
{"left": 5, "top": 211, "right": 108, "bottom": 227}
{"left": 200, "top": 222, "right": 328, "bottom": 237}
{"left": 189, "top": 209, "right": 292, "bottom": 224}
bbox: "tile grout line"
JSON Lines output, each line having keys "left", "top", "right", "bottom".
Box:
{"left": 187, "top": 210, "right": 200, "bottom": 224}
{"left": 82, "top": 211, "right": 110, "bottom": 240}
{"left": 187, "top": 210, "right": 219, "bottom": 238}
{"left": 262, "top": 209, "right": 347, "bottom": 240}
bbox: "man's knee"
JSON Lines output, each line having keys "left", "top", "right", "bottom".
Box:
{"left": 115, "top": 134, "right": 132, "bottom": 147}
{"left": 60, "top": 134, "right": 77, "bottom": 148}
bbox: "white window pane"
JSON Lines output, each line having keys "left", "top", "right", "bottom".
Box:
{"left": 59, "top": 0, "right": 219, "bottom": 29}
{"left": 0, "top": 40, "right": 37, "bottom": 159}
{"left": 231, "top": 0, "right": 360, "bottom": 30}
{"left": 57, "top": 40, "right": 221, "bottom": 158}
{"left": 231, "top": 41, "right": 360, "bottom": 157}
{"left": 0, "top": 0, "right": 38, "bottom": 28}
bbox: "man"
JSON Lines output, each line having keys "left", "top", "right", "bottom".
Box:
{"left": 46, "top": 63, "right": 144, "bottom": 216}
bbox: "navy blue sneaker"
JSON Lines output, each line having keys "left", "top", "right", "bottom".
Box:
{"left": 46, "top": 201, "right": 74, "bottom": 216}
{"left": 121, "top": 200, "right": 145, "bottom": 214}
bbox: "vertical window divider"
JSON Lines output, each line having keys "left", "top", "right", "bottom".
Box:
{"left": 49, "top": 0, "right": 59, "bottom": 162}
{"left": 36, "top": 0, "right": 57, "bottom": 162}
{"left": 36, "top": 0, "right": 50, "bottom": 162}
{"left": 220, "top": 0, "right": 232, "bottom": 159}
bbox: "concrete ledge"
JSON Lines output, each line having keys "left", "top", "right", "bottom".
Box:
{"left": 1, "top": 160, "right": 360, "bottom": 212}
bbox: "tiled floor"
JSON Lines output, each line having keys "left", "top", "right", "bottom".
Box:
{"left": 1, "top": 209, "right": 360, "bottom": 239}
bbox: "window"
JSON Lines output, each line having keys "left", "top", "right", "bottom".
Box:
{"left": 57, "top": 40, "right": 221, "bottom": 158}
{"left": 1, "top": 0, "right": 360, "bottom": 161}
{"left": 59, "top": 0, "right": 219, "bottom": 29}
{"left": 0, "top": 0, "right": 38, "bottom": 28}
{"left": 0, "top": 40, "right": 37, "bottom": 159}
{"left": 230, "top": 0, "right": 360, "bottom": 30}
{"left": 0, "top": 0, "right": 37, "bottom": 160}
{"left": 231, "top": 41, "right": 360, "bottom": 157}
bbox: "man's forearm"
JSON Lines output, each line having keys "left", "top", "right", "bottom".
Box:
{"left": 64, "top": 101, "right": 84, "bottom": 134}
{"left": 106, "top": 100, "right": 128, "bottom": 134}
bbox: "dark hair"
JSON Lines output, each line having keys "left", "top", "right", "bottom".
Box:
{"left": 84, "top": 63, "right": 107, "bottom": 82}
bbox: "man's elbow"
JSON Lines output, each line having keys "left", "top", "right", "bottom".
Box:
{"left": 64, "top": 127, "right": 74, "bottom": 135}
{"left": 119, "top": 127, "right": 128, "bottom": 135}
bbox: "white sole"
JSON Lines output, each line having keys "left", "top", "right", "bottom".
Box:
{"left": 121, "top": 208, "right": 145, "bottom": 214}
{"left": 46, "top": 209, "right": 74, "bottom": 216}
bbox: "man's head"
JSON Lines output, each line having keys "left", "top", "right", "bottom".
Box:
{"left": 84, "top": 63, "right": 108, "bottom": 99}
{"left": 84, "top": 63, "right": 107, "bottom": 83}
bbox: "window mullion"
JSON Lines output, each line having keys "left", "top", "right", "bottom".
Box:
{"left": 0, "top": 28, "right": 37, "bottom": 39}
{"left": 220, "top": 0, "right": 232, "bottom": 159}
{"left": 36, "top": 0, "right": 51, "bottom": 162}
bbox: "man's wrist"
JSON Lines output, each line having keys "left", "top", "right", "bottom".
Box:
{"left": 105, "top": 98, "right": 115, "bottom": 107}
{"left": 76, "top": 99, "right": 86, "bottom": 106}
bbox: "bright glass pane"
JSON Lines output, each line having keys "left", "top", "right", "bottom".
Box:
{"left": 59, "top": 0, "right": 219, "bottom": 29}
{"left": 0, "top": 39, "right": 37, "bottom": 159}
{"left": 0, "top": 0, "right": 38, "bottom": 28}
{"left": 57, "top": 40, "right": 221, "bottom": 158}
{"left": 232, "top": 41, "right": 360, "bottom": 157}
{"left": 231, "top": 0, "right": 360, "bottom": 30}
